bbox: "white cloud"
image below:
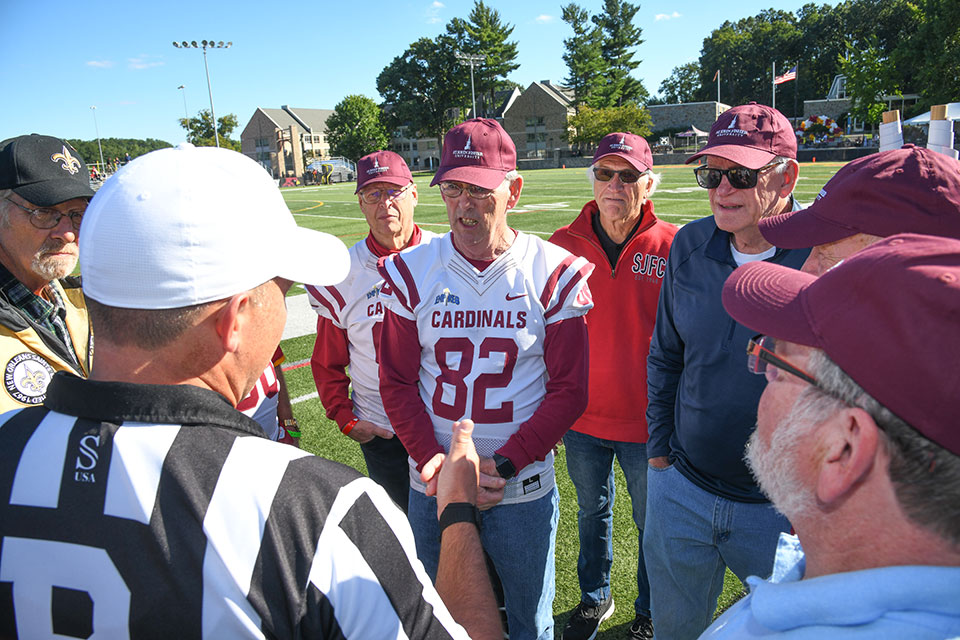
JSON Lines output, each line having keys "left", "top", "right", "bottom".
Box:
{"left": 426, "top": 1, "right": 444, "bottom": 23}
{"left": 654, "top": 11, "right": 682, "bottom": 21}
{"left": 86, "top": 60, "right": 113, "bottom": 68}
{"left": 535, "top": 14, "right": 554, "bottom": 23}
{"left": 128, "top": 55, "right": 164, "bottom": 70}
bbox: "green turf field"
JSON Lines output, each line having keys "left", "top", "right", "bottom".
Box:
{"left": 278, "top": 161, "right": 842, "bottom": 638}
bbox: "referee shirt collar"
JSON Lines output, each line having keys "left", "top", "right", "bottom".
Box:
{"left": 43, "top": 372, "right": 268, "bottom": 437}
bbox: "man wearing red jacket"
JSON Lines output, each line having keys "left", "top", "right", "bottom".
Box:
{"left": 550, "top": 132, "right": 677, "bottom": 640}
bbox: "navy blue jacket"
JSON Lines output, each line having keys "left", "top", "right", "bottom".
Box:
{"left": 646, "top": 216, "right": 810, "bottom": 502}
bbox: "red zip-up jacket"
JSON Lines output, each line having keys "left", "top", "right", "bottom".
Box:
{"left": 549, "top": 199, "right": 676, "bottom": 442}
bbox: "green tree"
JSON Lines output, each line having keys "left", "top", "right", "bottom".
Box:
{"left": 592, "top": 0, "right": 648, "bottom": 106}
{"left": 325, "top": 95, "right": 390, "bottom": 162}
{"left": 65, "top": 138, "right": 172, "bottom": 168}
{"left": 446, "top": 1, "right": 520, "bottom": 117}
{"left": 561, "top": 3, "right": 606, "bottom": 109}
{"left": 567, "top": 103, "right": 652, "bottom": 150}
{"left": 840, "top": 38, "right": 895, "bottom": 126}
{"left": 658, "top": 63, "right": 701, "bottom": 104}
{"left": 377, "top": 35, "right": 469, "bottom": 152}
{"left": 890, "top": 0, "right": 960, "bottom": 110}
{"left": 178, "top": 109, "right": 240, "bottom": 151}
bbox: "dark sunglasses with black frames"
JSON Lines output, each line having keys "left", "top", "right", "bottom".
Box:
{"left": 693, "top": 159, "right": 785, "bottom": 190}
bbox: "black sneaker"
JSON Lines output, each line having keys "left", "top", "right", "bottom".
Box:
{"left": 561, "top": 598, "right": 615, "bottom": 640}
{"left": 627, "top": 614, "right": 654, "bottom": 640}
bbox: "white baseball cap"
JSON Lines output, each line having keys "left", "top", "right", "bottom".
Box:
{"left": 80, "top": 144, "right": 349, "bottom": 309}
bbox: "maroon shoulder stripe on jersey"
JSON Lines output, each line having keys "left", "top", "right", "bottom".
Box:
{"left": 539, "top": 255, "right": 578, "bottom": 310}
{"left": 377, "top": 259, "right": 413, "bottom": 314}
{"left": 544, "top": 262, "right": 592, "bottom": 320}
{"left": 393, "top": 256, "right": 421, "bottom": 310}
{"left": 305, "top": 284, "right": 342, "bottom": 325}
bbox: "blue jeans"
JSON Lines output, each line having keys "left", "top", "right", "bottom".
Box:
{"left": 359, "top": 434, "right": 410, "bottom": 512}
{"left": 564, "top": 429, "right": 650, "bottom": 617}
{"left": 408, "top": 486, "right": 558, "bottom": 640}
{"left": 643, "top": 464, "right": 791, "bottom": 640}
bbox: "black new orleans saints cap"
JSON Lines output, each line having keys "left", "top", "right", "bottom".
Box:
{"left": 0, "top": 134, "right": 95, "bottom": 207}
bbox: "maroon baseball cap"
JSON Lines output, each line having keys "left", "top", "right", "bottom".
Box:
{"left": 687, "top": 102, "right": 797, "bottom": 170}
{"left": 759, "top": 145, "right": 960, "bottom": 248}
{"left": 722, "top": 233, "right": 960, "bottom": 455}
{"left": 355, "top": 150, "right": 413, "bottom": 194}
{"left": 593, "top": 132, "right": 653, "bottom": 172}
{"left": 430, "top": 118, "right": 517, "bottom": 190}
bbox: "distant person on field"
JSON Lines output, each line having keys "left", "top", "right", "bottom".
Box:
{"left": 550, "top": 132, "right": 676, "bottom": 640}
{"left": 645, "top": 102, "right": 810, "bottom": 640}
{"left": 757, "top": 144, "right": 960, "bottom": 276}
{"left": 0, "top": 134, "right": 94, "bottom": 412}
{"left": 0, "top": 144, "right": 502, "bottom": 639}
{"left": 699, "top": 233, "right": 960, "bottom": 639}
{"left": 309, "top": 150, "right": 440, "bottom": 511}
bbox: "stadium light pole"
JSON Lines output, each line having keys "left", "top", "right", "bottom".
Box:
{"left": 455, "top": 52, "right": 486, "bottom": 118}
{"left": 89, "top": 106, "right": 105, "bottom": 173}
{"left": 177, "top": 84, "right": 189, "bottom": 122}
{"left": 172, "top": 40, "right": 232, "bottom": 147}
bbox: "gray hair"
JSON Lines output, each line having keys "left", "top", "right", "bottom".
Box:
{"left": 800, "top": 350, "right": 960, "bottom": 548}
{"left": 0, "top": 189, "right": 12, "bottom": 227}
{"left": 586, "top": 163, "right": 662, "bottom": 198}
{"left": 504, "top": 169, "right": 521, "bottom": 185}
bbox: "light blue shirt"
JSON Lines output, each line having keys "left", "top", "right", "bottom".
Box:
{"left": 700, "top": 533, "right": 960, "bottom": 639}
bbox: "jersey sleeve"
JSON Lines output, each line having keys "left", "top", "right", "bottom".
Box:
{"left": 376, "top": 254, "right": 420, "bottom": 321}
{"left": 311, "top": 316, "right": 356, "bottom": 429}
{"left": 645, "top": 248, "right": 683, "bottom": 460}
{"left": 538, "top": 254, "right": 595, "bottom": 324}
{"left": 305, "top": 283, "right": 347, "bottom": 329}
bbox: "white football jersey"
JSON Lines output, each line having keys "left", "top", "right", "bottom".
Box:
{"left": 307, "top": 231, "right": 440, "bottom": 431}
{"left": 379, "top": 231, "right": 594, "bottom": 503}
{"left": 237, "top": 363, "right": 280, "bottom": 440}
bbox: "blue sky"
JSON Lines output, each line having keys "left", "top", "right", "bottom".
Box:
{"left": 0, "top": 0, "right": 823, "bottom": 147}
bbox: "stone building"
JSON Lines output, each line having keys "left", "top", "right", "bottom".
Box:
{"left": 648, "top": 101, "right": 731, "bottom": 133}
{"left": 500, "top": 81, "right": 576, "bottom": 159}
{"left": 240, "top": 106, "right": 334, "bottom": 178}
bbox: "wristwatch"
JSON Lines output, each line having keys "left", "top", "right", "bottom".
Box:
{"left": 493, "top": 453, "right": 516, "bottom": 479}
{"left": 439, "top": 502, "right": 481, "bottom": 533}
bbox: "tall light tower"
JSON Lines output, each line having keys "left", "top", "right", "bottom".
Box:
{"left": 455, "top": 52, "right": 486, "bottom": 118}
{"left": 172, "top": 40, "right": 232, "bottom": 147}
{"left": 177, "top": 84, "right": 189, "bottom": 121}
{"left": 89, "top": 106, "right": 105, "bottom": 172}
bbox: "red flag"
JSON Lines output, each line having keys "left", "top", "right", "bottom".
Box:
{"left": 712, "top": 69, "right": 720, "bottom": 82}
{"left": 774, "top": 65, "right": 797, "bottom": 85}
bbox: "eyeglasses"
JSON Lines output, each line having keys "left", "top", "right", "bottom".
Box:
{"left": 359, "top": 183, "right": 411, "bottom": 204}
{"left": 746, "top": 335, "right": 820, "bottom": 387}
{"left": 693, "top": 160, "right": 785, "bottom": 190}
{"left": 438, "top": 182, "right": 496, "bottom": 200}
{"left": 593, "top": 167, "right": 644, "bottom": 184}
{"left": 2, "top": 196, "right": 85, "bottom": 230}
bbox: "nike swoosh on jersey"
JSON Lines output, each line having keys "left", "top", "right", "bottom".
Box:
{"left": 505, "top": 293, "right": 527, "bottom": 301}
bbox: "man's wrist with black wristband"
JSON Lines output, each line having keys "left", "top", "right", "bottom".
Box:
{"left": 439, "top": 502, "right": 481, "bottom": 533}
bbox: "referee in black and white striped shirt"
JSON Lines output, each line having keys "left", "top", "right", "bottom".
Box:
{"left": 0, "top": 144, "right": 501, "bottom": 639}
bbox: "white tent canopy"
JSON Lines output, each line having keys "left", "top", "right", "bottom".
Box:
{"left": 904, "top": 102, "right": 960, "bottom": 124}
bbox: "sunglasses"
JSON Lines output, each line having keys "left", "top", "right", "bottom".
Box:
{"left": 693, "top": 160, "right": 785, "bottom": 190}
{"left": 593, "top": 167, "right": 644, "bottom": 184}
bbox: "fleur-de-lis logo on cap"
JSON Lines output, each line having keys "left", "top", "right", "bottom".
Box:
{"left": 464, "top": 135, "right": 472, "bottom": 150}
{"left": 51, "top": 146, "right": 81, "bottom": 175}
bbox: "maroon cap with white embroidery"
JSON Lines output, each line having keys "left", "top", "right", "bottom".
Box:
{"left": 430, "top": 118, "right": 517, "bottom": 190}
{"left": 722, "top": 233, "right": 960, "bottom": 455}
{"left": 687, "top": 102, "right": 797, "bottom": 169}
{"left": 355, "top": 150, "right": 413, "bottom": 194}
{"left": 593, "top": 132, "right": 653, "bottom": 172}
{"left": 759, "top": 144, "right": 960, "bottom": 248}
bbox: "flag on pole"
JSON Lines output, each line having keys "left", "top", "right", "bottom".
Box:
{"left": 774, "top": 65, "right": 797, "bottom": 85}
{"left": 712, "top": 69, "right": 720, "bottom": 81}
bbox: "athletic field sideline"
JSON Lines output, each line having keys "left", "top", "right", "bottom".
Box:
{"left": 277, "top": 161, "right": 843, "bottom": 638}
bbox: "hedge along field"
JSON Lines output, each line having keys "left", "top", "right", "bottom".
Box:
{"left": 277, "top": 161, "right": 843, "bottom": 638}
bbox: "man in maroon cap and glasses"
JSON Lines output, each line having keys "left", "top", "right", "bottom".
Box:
{"left": 755, "top": 143, "right": 960, "bottom": 276}
{"left": 645, "top": 103, "right": 810, "bottom": 639}
{"left": 550, "top": 133, "right": 677, "bottom": 640}
{"left": 699, "top": 233, "right": 960, "bottom": 638}
{"left": 377, "top": 118, "right": 595, "bottom": 640}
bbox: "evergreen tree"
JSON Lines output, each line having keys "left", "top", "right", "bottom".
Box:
{"left": 561, "top": 3, "right": 605, "bottom": 109}
{"left": 591, "top": 0, "right": 648, "bottom": 106}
